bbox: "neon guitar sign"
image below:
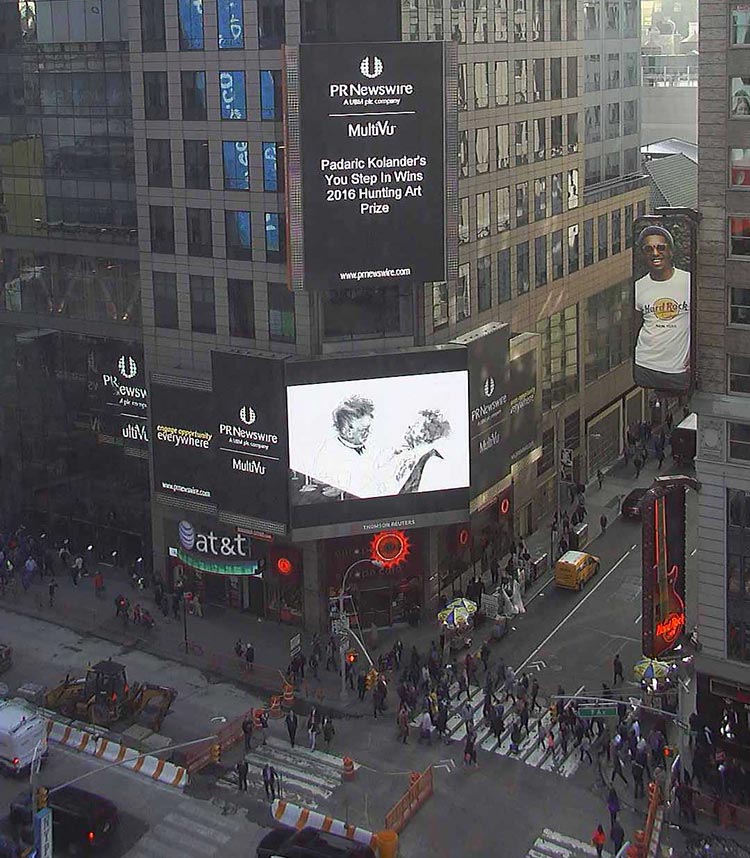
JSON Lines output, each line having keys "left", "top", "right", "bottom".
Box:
{"left": 652, "top": 494, "right": 685, "bottom": 653}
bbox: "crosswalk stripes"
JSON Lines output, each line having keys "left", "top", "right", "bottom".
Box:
{"left": 527, "top": 828, "right": 612, "bottom": 858}
{"left": 125, "top": 798, "right": 244, "bottom": 858}
{"left": 412, "top": 681, "right": 589, "bottom": 779}
{"left": 218, "top": 735, "right": 348, "bottom": 809}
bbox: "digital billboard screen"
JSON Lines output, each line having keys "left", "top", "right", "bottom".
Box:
{"left": 151, "top": 383, "right": 215, "bottom": 503}
{"left": 90, "top": 341, "right": 149, "bottom": 449}
{"left": 286, "top": 348, "right": 469, "bottom": 536}
{"left": 508, "top": 347, "right": 538, "bottom": 465}
{"left": 211, "top": 351, "right": 289, "bottom": 526}
{"left": 633, "top": 214, "right": 696, "bottom": 393}
{"left": 296, "top": 41, "right": 447, "bottom": 289}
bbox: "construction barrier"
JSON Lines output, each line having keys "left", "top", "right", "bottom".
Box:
{"left": 269, "top": 695, "right": 283, "bottom": 719}
{"left": 271, "top": 800, "right": 377, "bottom": 849}
{"left": 342, "top": 756, "right": 355, "bottom": 782}
{"left": 384, "top": 766, "right": 434, "bottom": 834}
{"left": 375, "top": 830, "right": 399, "bottom": 858}
{"left": 282, "top": 682, "right": 295, "bottom": 710}
{"left": 692, "top": 788, "right": 750, "bottom": 830}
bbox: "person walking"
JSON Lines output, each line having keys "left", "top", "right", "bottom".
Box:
{"left": 607, "top": 785, "right": 621, "bottom": 826}
{"left": 610, "top": 819, "right": 625, "bottom": 855}
{"left": 285, "top": 709, "right": 298, "bottom": 748}
{"left": 592, "top": 825, "right": 606, "bottom": 858}
{"left": 580, "top": 733, "right": 593, "bottom": 764}
{"left": 307, "top": 709, "right": 320, "bottom": 750}
{"left": 48, "top": 578, "right": 58, "bottom": 608}
{"left": 613, "top": 653, "right": 624, "bottom": 686}
{"left": 634, "top": 456, "right": 642, "bottom": 479}
{"left": 600, "top": 513, "right": 608, "bottom": 535}
{"left": 235, "top": 758, "right": 249, "bottom": 792}
{"left": 397, "top": 704, "right": 410, "bottom": 744}
{"left": 322, "top": 716, "right": 335, "bottom": 749}
{"left": 463, "top": 725, "right": 478, "bottom": 767}
{"left": 530, "top": 676, "right": 540, "bottom": 712}
{"left": 612, "top": 749, "right": 628, "bottom": 785}
{"left": 262, "top": 763, "right": 278, "bottom": 801}
{"left": 480, "top": 641, "right": 491, "bottom": 674}
{"left": 632, "top": 759, "right": 645, "bottom": 799}
{"left": 245, "top": 642, "right": 255, "bottom": 672}
{"left": 597, "top": 469, "right": 604, "bottom": 490}
{"left": 357, "top": 670, "right": 366, "bottom": 701}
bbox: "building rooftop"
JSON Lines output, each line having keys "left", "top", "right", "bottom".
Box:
{"left": 641, "top": 137, "right": 698, "bottom": 163}
{"left": 643, "top": 153, "right": 698, "bottom": 210}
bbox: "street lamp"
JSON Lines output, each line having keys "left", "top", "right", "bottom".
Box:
{"left": 338, "top": 558, "right": 383, "bottom": 699}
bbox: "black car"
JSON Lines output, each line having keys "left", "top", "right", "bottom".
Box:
{"left": 257, "top": 827, "right": 376, "bottom": 858}
{"left": 9, "top": 786, "right": 119, "bottom": 853}
{"left": 621, "top": 488, "right": 647, "bottom": 520}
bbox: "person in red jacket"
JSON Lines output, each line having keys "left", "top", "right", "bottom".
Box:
{"left": 592, "top": 824, "right": 606, "bottom": 858}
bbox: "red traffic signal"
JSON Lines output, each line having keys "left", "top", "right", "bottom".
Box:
{"left": 345, "top": 649, "right": 358, "bottom": 664}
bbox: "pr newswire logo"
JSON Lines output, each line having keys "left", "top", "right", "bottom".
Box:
{"left": 329, "top": 55, "right": 414, "bottom": 99}
{"left": 360, "top": 56, "right": 383, "bottom": 79}
{"left": 483, "top": 376, "right": 496, "bottom": 398}
{"left": 239, "top": 405, "right": 256, "bottom": 426}
{"left": 118, "top": 355, "right": 138, "bottom": 379}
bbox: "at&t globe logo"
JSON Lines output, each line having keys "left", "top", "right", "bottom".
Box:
{"left": 483, "top": 376, "right": 496, "bottom": 399}
{"left": 118, "top": 355, "right": 138, "bottom": 379}
{"left": 360, "top": 56, "right": 383, "bottom": 79}
{"left": 178, "top": 520, "right": 196, "bottom": 551}
{"left": 239, "top": 405, "right": 256, "bottom": 426}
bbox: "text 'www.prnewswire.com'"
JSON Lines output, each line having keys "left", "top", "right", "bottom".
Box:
{"left": 339, "top": 267, "right": 411, "bottom": 282}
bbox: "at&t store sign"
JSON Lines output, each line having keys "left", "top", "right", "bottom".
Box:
{"left": 169, "top": 520, "right": 260, "bottom": 576}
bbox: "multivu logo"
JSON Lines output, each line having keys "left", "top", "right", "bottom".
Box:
{"left": 360, "top": 56, "right": 383, "bottom": 79}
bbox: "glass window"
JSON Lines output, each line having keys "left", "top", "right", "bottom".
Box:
{"left": 597, "top": 213, "right": 608, "bottom": 260}
{"left": 150, "top": 205, "right": 174, "bottom": 253}
{"left": 623, "top": 99, "right": 638, "bottom": 135}
{"left": 433, "top": 282, "right": 449, "bottom": 328}
{"left": 625, "top": 51, "right": 639, "bottom": 87}
{"left": 478, "top": 255, "right": 492, "bottom": 311}
{"left": 515, "top": 120, "right": 529, "bottom": 165}
{"left": 730, "top": 285, "right": 750, "bottom": 327}
{"left": 731, "top": 148, "right": 750, "bottom": 188}
{"left": 624, "top": 205, "right": 633, "bottom": 249}
{"left": 538, "top": 427, "right": 555, "bottom": 475}
{"left": 583, "top": 0, "right": 599, "bottom": 36}
{"left": 178, "top": 0, "right": 204, "bottom": 49}
{"left": 259, "top": 0, "right": 285, "bottom": 48}
{"left": 459, "top": 130, "right": 469, "bottom": 178}
{"left": 729, "top": 422, "right": 750, "bottom": 462}
{"left": 228, "top": 279, "right": 254, "bottom": 338}
{"left": 536, "top": 304, "right": 579, "bottom": 410}
{"left": 181, "top": 71, "right": 207, "bottom": 120}
{"left": 585, "top": 155, "right": 601, "bottom": 187}
{"left": 585, "top": 281, "right": 632, "bottom": 383}
{"left": 624, "top": 147, "right": 638, "bottom": 175}
{"left": 567, "top": 169, "right": 579, "bottom": 209}
{"left": 585, "top": 105, "right": 601, "bottom": 143}
{"left": 607, "top": 53, "right": 620, "bottom": 89}
{"left": 534, "top": 177, "right": 547, "bottom": 219}
{"left": 457, "top": 263, "right": 471, "bottom": 320}
{"left": 623, "top": 0, "right": 637, "bottom": 35}
{"left": 605, "top": 151, "right": 620, "bottom": 181}
{"left": 144, "top": 71, "right": 169, "bottom": 119}
{"left": 497, "top": 187, "right": 511, "bottom": 232}
{"left": 186, "top": 207, "right": 213, "bottom": 257}
{"left": 428, "top": 0, "right": 445, "bottom": 39}
{"left": 476, "top": 127, "right": 490, "bottom": 174}
{"left": 637, "top": 200, "right": 646, "bottom": 219}
{"left": 474, "top": 62, "right": 490, "bottom": 108}
{"left": 585, "top": 53, "right": 600, "bottom": 92}
{"left": 514, "top": 59, "right": 528, "bottom": 104}
{"left": 190, "top": 274, "right": 215, "bottom": 334}
{"left": 532, "top": 0, "right": 544, "bottom": 39}
{"left": 535, "top": 234, "right": 548, "bottom": 287}
{"left": 731, "top": 217, "right": 750, "bottom": 257}
{"left": 458, "top": 64, "right": 468, "bottom": 110}
{"left": 451, "top": 0, "right": 467, "bottom": 42}
{"left": 477, "top": 191, "right": 491, "bottom": 238}
{"left": 533, "top": 58, "right": 545, "bottom": 102}
{"left": 566, "top": 0, "right": 578, "bottom": 38}
{"left": 153, "top": 271, "right": 178, "bottom": 328}
{"left": 402, "top": 0, "right": 420, "bottom": 40}
{"left": 731, "top": 78, "right": 750, "bottom": 118}
{"left": 729, "top": 355, "right": 750, "bottom": 394}
{"left": 515, "top": 182, "right": 529, "bottom": 226}
{"left": 225, "top": 210, "right": 252, "bottom": 260}
{"left": 495, "top": 0, "right": 509, "bottom": 40}
{"left": 551, "top": 172, "right": 563, "bottom": 214}
{"left": 516, "top": 242, "right": 529, "bottom": 294}
{"left": 185, "top": 140, "right": 210, "bottom": 189}
{"left": 732, "top": 5, "right": 750, "bottom": 45}
{"left": 611, "top": 209, "right": 621, "bottom": 254}
{"left": 147, "top": 139, "right": 171, "bottom": 187}
{"left": 459, "top": 197, "right": 470, "bottom": 244}
{"left": 605, "top": 0, "right": 619, "bottom": 34}
{"left": 219, "top": 71, "right": 247, "bottom": 119}
{"left": 268, "top": 282, "right": 295, "bottom": 341}
{"left": 222, "top": 140, "right": 249, "bottom": 190}
{"left": 583, "top": 218, "right": 594, "bottom": 266}
{"left": 567, "top": 224, "right": 579, "bottom": 272}
{"left": 495, "top": 61, "right": 509, "bottom": 105}
{"left": 567, "top": 56, "right": 578, "bottom": 97}
{"left": 497, "top": 124, "right": 511, "bottom": 169}
{"left": 551, "top": 115, "right": 563, "bottom": 156}
{"left": 550, "top": 0, "right": 561, "bottom": 38}
{"left": 263, "top": 142, "right": 284, "bottom": 191}
{"left": 474, "top": 0, "right": 488, "bottom": 42}
{"left": 141, "top": 0, "right": 166, "bottom": 50}
{"left": 534, "top": 117, "right": 546, "bottom": 161}
{"left": 567, "top": 112, "right": 579, "bottom": 153}
{"left": 552, "top": 228, "right": 563, "bottom": 279}
{"left": 261, "top": 70, "right": 282, "bottom": 120}
{"left": 498, "top": 248, "right": 511, "bottom": 302}
{"left": 219, "top": 0, "right": 244, "bottom": 47}
{"left": 265, "top": 212, "right": 286, "bottom": 262}
{"left": 514, "top": 0, "right": 527, "bottom": 40}
{"left": 550, "top": 57, "right": 562, "bottom": 99}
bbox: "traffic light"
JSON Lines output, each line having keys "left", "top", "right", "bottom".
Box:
{"left": 345, "top": 649, "right": 358, "bottom": 665}
{"left": 663, "top": 745, "right": 675, "bottom": 761}
{"left": 365, "top": 668, "right": 378, "bottom": 691}
{"left": 210, "top": 743, "right": 221, "bottom": 763}
{"left": 35, "top": 787, "right": 48, "bottom": 810}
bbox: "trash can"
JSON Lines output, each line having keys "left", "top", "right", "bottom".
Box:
{"left": 530, "top": 552, "right": 548, "bottom": 582}
{"left": 376, "top": 829, "right": 399, "bottom": 858}
{"left": 570, "top": 523, "right": 589, "bottom": 551}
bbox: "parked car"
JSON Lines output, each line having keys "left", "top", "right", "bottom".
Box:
{"left": 257, "top": 828, "right": 376, "bottom": 858}
{"left": 0, "top": 699, "right": 48, "bottom": 776}
{"left": 9, "top": 785, "right": 118, "bottom": 853}
{"left": 621, "top": 488, "right": 648, "bottom": 520}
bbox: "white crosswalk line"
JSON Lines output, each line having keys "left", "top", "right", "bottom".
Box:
{"left": 161, "top": 813, "right": 232, "bottom": 845}
{"left": 144, "top": 822, "right": 219, "bottom": 856}
{"left": 525, "top": 829, "right": 613, "bottom": 858}
{"left": 536, "top": 838, "right": 572, "bottom": 857}
{"left": 175, "top": 800, "right": 243, "bottom": 832}
{"left": 543, "top": 829, "right": 611, "bottom": 858}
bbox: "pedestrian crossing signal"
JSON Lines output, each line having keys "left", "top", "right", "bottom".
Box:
{"left": 210, "top": 743, "right": 221, "bottom": 763}
{"left": 365, "top": 668, "right": 378, "bottom": 690}
{"left": 345, "top": 649, "right": 358, "bottom": 664}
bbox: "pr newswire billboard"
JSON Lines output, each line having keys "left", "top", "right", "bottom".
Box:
{"left": 294, "top": 41, "right": 448, "bottom": 290}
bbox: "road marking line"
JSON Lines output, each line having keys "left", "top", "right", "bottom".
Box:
{"left": 176, "top": 800, "right": 243, "bottom": 831}
{"left": 543, "top": 828, "right": 610, "bottom": 857}
{"left": 634, "top": 613, "right": 642, "bottom": 624}
{"left": 150, "top": 822, "right": 219, "bottom": 855}
{"left": 162, "top": 813, "right": 231, "bottom": 844}
{"left": 516, "top": 550, "right": 631, "bottom": 672}
{"left": 537, "top": 838, "right": 572, "bottom": 857}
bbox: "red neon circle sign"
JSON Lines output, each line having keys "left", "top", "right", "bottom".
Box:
{"left": 500, "top": 497, "right": 510, "bottom": 515}
{"left": 369, "top": 530, "right": 411, "bottom": 569}
{"left": 276, "top": 557, "right": 293, "bottom": 575}
{"left": 458, "top": 527, "right": 470, "bottom": 546}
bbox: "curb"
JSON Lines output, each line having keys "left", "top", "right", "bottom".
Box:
{"left": 45, "top": 716, "right": 188, "bottom": 789}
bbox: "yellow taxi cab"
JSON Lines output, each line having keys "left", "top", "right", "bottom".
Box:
{"left": 553, "top": 550, "right": 600, "bottom": 591}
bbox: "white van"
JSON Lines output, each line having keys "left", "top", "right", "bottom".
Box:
{"left": 0, "top": 699, "right": 48, "bottom": 776}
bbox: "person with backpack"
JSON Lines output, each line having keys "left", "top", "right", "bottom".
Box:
{"left": 322, "top": 716, "right": 335, "bottom": 749}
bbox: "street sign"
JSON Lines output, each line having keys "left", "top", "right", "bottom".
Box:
{"left": 34, "top": 807, "right": 53, "bottom": 858}
{"left": 289, "top": 633, "right": 301, "bottom": 659}
{"left": 578, "top": 705, "right": 618, "bottom": 719}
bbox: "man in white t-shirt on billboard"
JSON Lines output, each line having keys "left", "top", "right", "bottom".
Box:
{"left": 634, "top": 225, "right": 691, "bottom": 392}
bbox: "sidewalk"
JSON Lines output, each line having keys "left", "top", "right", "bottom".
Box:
{"left": 0, "top": 453, "right": 661, "bottom": 717}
